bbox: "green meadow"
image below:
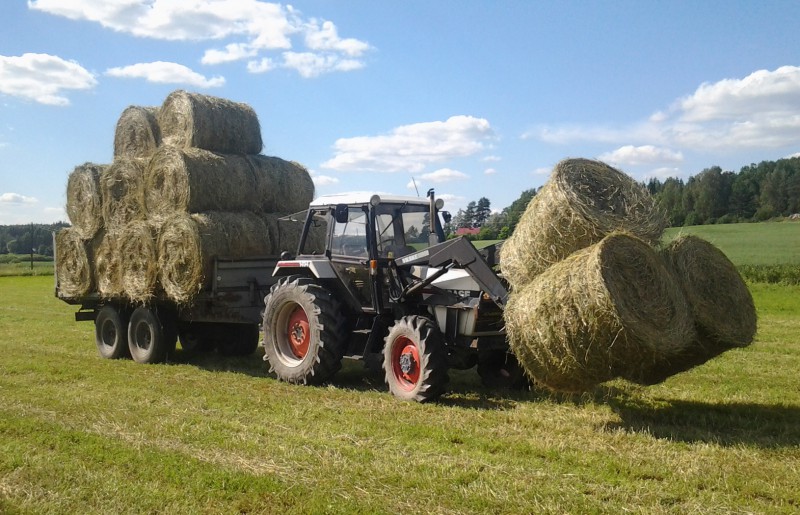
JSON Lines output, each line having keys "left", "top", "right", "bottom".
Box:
{"left": 1, "top": 274, "right": 798, "bottom": 513}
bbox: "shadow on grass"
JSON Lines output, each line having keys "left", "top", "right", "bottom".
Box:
{"left": 169, "top": 348, "right": 545, "bottom": 410}
{"left": 602, "top": 389, "right": 800, "bottom": 448}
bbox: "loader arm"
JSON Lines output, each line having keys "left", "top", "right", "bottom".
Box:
{"left": 394, "top": 237, "right": 509, "bottom": 308}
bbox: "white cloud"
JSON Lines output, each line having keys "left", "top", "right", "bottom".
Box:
{"left": 787, "top": 152, "right": 800, "bottom": 158}
{"left": 528, "top": 66, "right": 800, "bottom": 152}
{"left": 0, "top": 193, "right": 38, "bottom": 204}
{"left": 532, "top": 167, "right": 551, "bottom": 176}
{"left": 482, "top": 155, "right": 501, "bottom": 162}
{"left": 202, "top": 43, "right": 258, "bottom": 65}
{"left": 29, "top": 0, "right": 370, "bottom": 78}
{"left": 247, "top": 58, "right": 276, "bottom": 73}
{"left": 0, "top": 53, "right": 96, "bottom": 106}
{"left": 420, "top": 168, "right": 468, "bottom": 183}
{"left": 321, "top": 115, "right": 494, "bottom": 173}
{"left": 281, "top": 52, "right": 364, "bottom": 78}
{"left": 304, "top": 20, "right": 371, "bottom": 57}
{"left": 105, "top": 62, "right": 225, "bottom": 88}
{"left": 484, "top": 168, "right": 498, "bottom": 175}
{"left": 310, "top": 173, "right": 339, "bottom": 187}
{"left": 597, "top": 145, "right": 683, "bottom": 166}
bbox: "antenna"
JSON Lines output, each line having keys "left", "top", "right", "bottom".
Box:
{"left": 410, "top": 176, "right": 420, "bottom": 196}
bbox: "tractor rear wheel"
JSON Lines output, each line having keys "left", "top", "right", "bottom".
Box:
{"left": 383, "top": 316, "right": 449, "bottom": 402}
{"left": 262, "top": 276, "right": 346, "bottom": 384}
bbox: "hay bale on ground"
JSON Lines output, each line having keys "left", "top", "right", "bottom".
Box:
{"left": 120, "top": 221, "right": 159, "bottom": 303}
{"left": 248, "top": 156, "right": 315, "bottom": 214}
{"left": 504, "top": 232, "right": 695, "bottom": 393}
{"left": 158, "top": 90, "right": 262, "bottom": 155}
{"left": 101, "top": 157, "right": 147, "bottom": 229}
{"left": 95, "top": 230, "right": 124, "bottom": 299}
{"left": 157, "top": 212, "right": 275, "bottom": 303}
{"left": 66, "top": 163, "right": 107, "bottom": 239}
{"left": 114, "top": 106, "right": 161, "bottom": 159}
{"left": 630, "top": 235, "right": 757, "bottom": 385}
{"left": 55, "top": 227, "right": 97, "bottom": 298}
{"left": 501, "top": 158, "right": 666, "bottom": 288}
{"left": 144, "top": 146, "right": 258, "bottom": 219}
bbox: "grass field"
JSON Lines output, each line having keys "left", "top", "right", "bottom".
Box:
{"left": 663, "top": 221, "right": 800, "bottom": 266}
{"left": 1, "top": 275, "right": 798, "bottom": 513}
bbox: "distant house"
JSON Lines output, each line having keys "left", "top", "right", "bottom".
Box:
{"left": 455, "top": 227, "right": 481, "bottom": 236}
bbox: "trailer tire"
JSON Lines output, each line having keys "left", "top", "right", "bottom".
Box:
{"left": 262, "top": 276, "right": 346, "bottom": 384}
{"left": 127, "top": 306, "right": 177, "bottom": 364}
{"left": 383, "top": 316, "right": 449, "bottom": 402}
{"left": 95, "top": 305, "right": 130, "bottom": 359}
{"left": 217, "top": 324, "right": 260, "bottom": 356}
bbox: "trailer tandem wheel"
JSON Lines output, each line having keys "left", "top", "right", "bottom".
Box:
{"left": 95, "top": 305, "right": 130, "bottom": 359}
{"left": 127, "top": 306, "right": 177, "bottom": 364}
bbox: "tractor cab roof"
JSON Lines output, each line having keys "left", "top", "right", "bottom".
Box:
{"left": 309, "top": 192, "right": 433, "bottom": 208}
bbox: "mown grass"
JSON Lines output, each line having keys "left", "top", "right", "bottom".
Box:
{"left": 1, "top": 276, "right": 799, "bottom": 513}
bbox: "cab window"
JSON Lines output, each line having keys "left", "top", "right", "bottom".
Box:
{"left": 331, "top": 207, "right": 368, "bottom": 257}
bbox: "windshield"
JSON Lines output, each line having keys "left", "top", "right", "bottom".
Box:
{"left": 375, "top": 203, "right": 436, "bottom": 257}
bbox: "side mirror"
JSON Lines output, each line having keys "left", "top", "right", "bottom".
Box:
{"left": 441, "top": 211, "right": 452, "bottom": 224}
{"left": 334, "top": 204, "right": 349, "bottom": 224}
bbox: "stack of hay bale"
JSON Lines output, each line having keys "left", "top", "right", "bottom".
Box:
{"left": 57, "top": 90, "right": 314, "bottom": 305}
{"left": 501, "top": 158, "right": 757, "bottom": 392}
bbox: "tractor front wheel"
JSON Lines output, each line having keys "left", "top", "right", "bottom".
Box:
{"left": 383, "top": 316, "right": 449, "bottom": 402}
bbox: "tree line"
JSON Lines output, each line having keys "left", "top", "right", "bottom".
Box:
{"left": 0, "top": 223, "right": 68, "bottom": 256}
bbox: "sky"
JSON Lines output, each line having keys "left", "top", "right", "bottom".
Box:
{"left": 1, "top": 0, "right": 800, "bottom": 225}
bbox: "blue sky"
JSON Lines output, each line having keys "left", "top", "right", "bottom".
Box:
{"left": 1, "top": 0, "right": 799, "bottom": 224}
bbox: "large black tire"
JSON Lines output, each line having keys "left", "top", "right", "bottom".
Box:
{"left": 95, "top": 305, "right": 130, "bottom": 359}
{"left": 262, "top": 276, "right": 346, "bottom": 384}
{"left": 383, "top": 316, "right": 449, "bottom": 402}
{"left": 127, "top": 306, "right": 177, "bottom": 364}
{"left": 217, "top": 324, "right": 260, "bottom": 356}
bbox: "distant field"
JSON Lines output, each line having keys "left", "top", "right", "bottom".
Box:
{"left": 663, "top": 221, "right": 800, "bottom": 266}
{"left": 0, "top": 276, "right": 798, "bottom": 513}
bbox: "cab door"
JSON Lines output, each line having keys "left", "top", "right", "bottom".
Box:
{"left": 329, "top": 205, "right": 374, "bottom": 310}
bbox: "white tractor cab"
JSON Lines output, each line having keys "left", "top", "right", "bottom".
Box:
{"left": 262, "top": 189, "right": 523, "bottom": 401}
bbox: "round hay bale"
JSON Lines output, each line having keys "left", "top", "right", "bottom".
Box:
{"left": 157, "top": 212, "right": 275, "bottom": 303}
{"left": 66, "top": 162, "right": 107, "bottom": 239}
{"left": 113, "top": 105, "right": 161, "bottom": 159}
{"left": 158, "top": 90, "right": 262, "bottom": 154}
{"left": 247, "top": 156, "right": 315, "bottom": 214}
{"left": 95, "top": 229, "right": 124, "bottom": 298}
{"left": 144, "top": 146, "right": 258, "bottom": 219}
{"left": 55, "top": 227, "right": 95, "bottom": 298}
{"left": 120, "top": 221, "right": 159, "bottom": 303}
{"left": 629, "top": 235, "right": 758, "bottom": 385}
{"left": 504, "top": 232, "right": 695, "bottom": 393}
{"left": 100, "top": 157, "right": 147, "bottom": 229}
{"left": 501, "top": 158, "right": 666, "bottom": 288}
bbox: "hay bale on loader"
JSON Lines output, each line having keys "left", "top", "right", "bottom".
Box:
{"left": 120, "top": 221, "right": 159, "bottom": 303}
{"left": 158, "top": 90, "right": 262, "bottom": 155}
{"left": 630, "top": 235, "right": 757, "bottom": 385}
{"left": 55, "top": 227, "right": 99, "bottom": 298}
{"left": 504, "top": 232, "right": 695, "bottom": 393}
{"left": 100, "top": 157, "right": 147, "bottom": 229}
{"left": 94, "top": 230, "right": 124, "bottom": 299}
{"left": 501, "top": 158, "right": 666, "bottom": 288}
{"left": 157, "top": 212, "right": 276, "bottom": 303}
{"left": 144, "top": 146, "right": 259, "bottom": 218}
{"left": 113, "top": 106, "right": 161, "bottom": 159}
{"left": 65, "top": 163, "right": 107, "bottom": 239}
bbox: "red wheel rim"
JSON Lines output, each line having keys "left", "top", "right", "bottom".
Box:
{"left": 286, "top": 305, "right": 310, "bottom": 359}
{"left": 391, "top": 336, "right": 420, "bottom": 390}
